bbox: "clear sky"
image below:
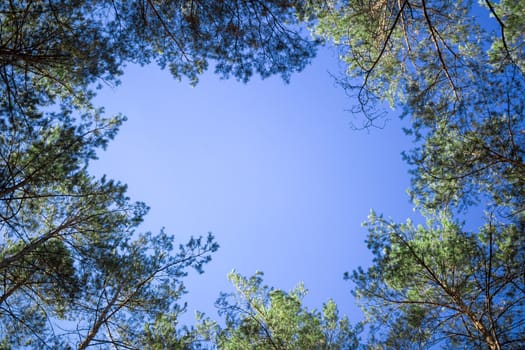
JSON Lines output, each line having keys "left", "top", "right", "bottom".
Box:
{"left": 90, "top": 46, "right": 416, "bottom": 325}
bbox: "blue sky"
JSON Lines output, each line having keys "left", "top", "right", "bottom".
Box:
{"left": 90, "top": 46, "right": 415, "bottom": 324}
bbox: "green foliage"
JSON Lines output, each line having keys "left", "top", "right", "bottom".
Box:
{"left": 0, "top": 0, "right": 317, "bottom": 101}
{"left": 0, "top": 93, "right": 221, "bottom": 344}
{"left": 308, "top": 0, "right": 524, "bottom": 216}
{"left": 0, "top": 139, "right": 219, "bottom": 347}
{"left": 302, "top": 3, "right": 525, "bottom": 347}
{"left": 350, "top": 210, "right": 524, "bottom": 349}
{"left": 197, "top": 271, "right": 360, "bottom": 350}
{"left": 0, "top": 0, "right": 320, "bottom": 347}
{"left": 3, "top": 0, "right": 523, "bottom": 348}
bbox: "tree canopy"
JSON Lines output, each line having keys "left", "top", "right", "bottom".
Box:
{"left": 309, "top": 0, "right": 524, "bottom": 215}
{"left": 306, "top": 1, "right": 525, "bottom": 348}
{"left": 196, "top": 271, "right": 360, "bottom": 350}
{"left": 0, "top": 0, "right": 316, "bottom": 348}
{"left": 350, "top": 210, "right": 524, "bottom": 349}
{"left": 1, "top": 0, "right": 524, "bottom": 348}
